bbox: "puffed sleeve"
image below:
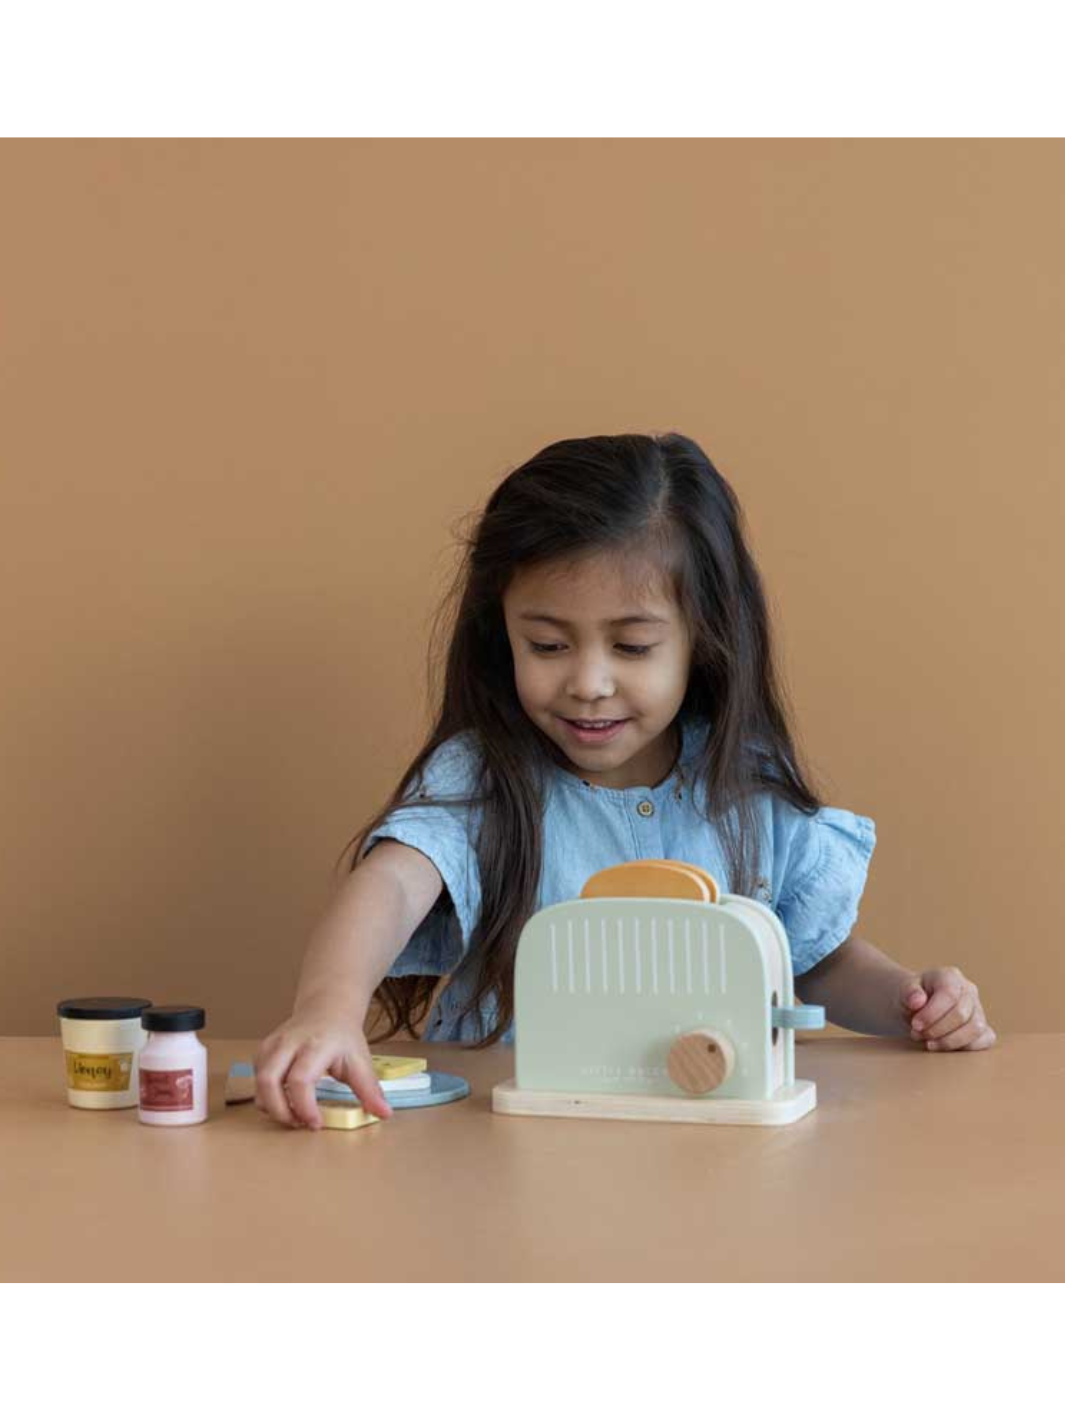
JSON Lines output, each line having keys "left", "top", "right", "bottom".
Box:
{"left": 770, "top": 802, "right": 877, "bottom": 977}
{"left": 362, "top": 732, "right": 484, "bottom": 978}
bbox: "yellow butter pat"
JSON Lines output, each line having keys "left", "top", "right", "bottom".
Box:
{"left": 319, "top": 1100, "right": 381, "bottom": 1131}
{"left": 371, "top": 1054, "right": 428, "bottom": 1080}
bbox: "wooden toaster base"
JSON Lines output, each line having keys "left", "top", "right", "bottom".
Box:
{"left": 491, "top": 1078, "right": 817, "bottom": 1126}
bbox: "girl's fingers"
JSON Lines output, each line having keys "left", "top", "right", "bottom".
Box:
{"left": 910, "top": 990, "right": 958, "bottom": 1035}
{"left": 927, "top": 1018, "right": 997, "bottom": 1052}
{"left": 254, "top": 1043, "right": 302, "bottom": 1128}
{"left": 920, "top": 991, "right": 977, "bottom": 1042}
{"left": 253, "top": 1038, "right": 397, "bottom": 1129}
{"left": 336, "top": 1055, "right": 394, "bottom": 1120}
{"left": 901, "top": 977, "right": 927, "bottom": 1011}
{"left": 282, "top": 1045, "right": 335, "bottom": 1129}
{"left": 924, "top": 1014, "right": 977, "bottom": 1050}
{"left": 910, "top": 971, "right": 971, "bottom": 1034}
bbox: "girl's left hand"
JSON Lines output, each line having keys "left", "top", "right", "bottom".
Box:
{"left": 901, "top": 967, "right": 997, "bottom": 1051}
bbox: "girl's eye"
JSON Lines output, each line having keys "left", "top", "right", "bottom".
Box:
{"left": 528, "top": 642, "right": 653, "bottom": 657}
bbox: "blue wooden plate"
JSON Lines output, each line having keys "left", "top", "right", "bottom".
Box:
{"left": 226, "top": 1061, "right": 470, "bottom": 1110}
{"left": 316, "top": 1070, "right": 470, "bottom": 1109}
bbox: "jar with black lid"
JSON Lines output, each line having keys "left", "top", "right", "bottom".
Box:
{"left": 137, "top": 1005, "right": 208, "bottom": 1126}
{"left": 57, "top": 997, "right": 153, "bottom": 1109}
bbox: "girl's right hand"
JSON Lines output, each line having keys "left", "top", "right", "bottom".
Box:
{"left": 253, "top": 1011, "right": 394, "bottom": 1129}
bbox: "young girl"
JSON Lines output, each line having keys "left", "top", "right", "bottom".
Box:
{"left": 255, "top": 432, "right": 996, "bottom": 1129}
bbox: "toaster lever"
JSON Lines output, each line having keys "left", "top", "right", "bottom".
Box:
{"left": 772, "top": 1004, "right": 826, "bottom": 1030}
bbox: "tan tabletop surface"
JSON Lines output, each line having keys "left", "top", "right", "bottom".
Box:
{"left": 2, "top": 1034, "right": 1062, "bottom": 1281}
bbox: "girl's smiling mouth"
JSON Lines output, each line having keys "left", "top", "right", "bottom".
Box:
{"left": 558, "top": 716, "right": 631, "bottom": 745}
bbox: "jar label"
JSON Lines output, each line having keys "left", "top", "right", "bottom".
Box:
{"left": 65, "top": 1050, "right": 133, "bottom": 1092}
{"left": 140, "top": 1068, "right": 195, "bottom": 1112}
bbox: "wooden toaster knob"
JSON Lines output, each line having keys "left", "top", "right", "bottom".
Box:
{"left": 667, "top": 1029, "right": 736, "bottom": 1095}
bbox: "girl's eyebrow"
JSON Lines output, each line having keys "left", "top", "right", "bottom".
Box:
{"left": 517, "top": 612, "right": 669, "bottom": 628}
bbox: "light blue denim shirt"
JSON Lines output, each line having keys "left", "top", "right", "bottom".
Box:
{"left": 364, "top": 710, "right": 876, "bottom": 1043}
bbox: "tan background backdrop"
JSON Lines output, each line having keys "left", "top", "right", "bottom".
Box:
{"left": 2, "top": 139, "right": 1061, "bottom": 1038}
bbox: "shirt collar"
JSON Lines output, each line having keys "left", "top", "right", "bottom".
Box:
{"left": 549, "top": 708, "right": 709, "bottom": 799}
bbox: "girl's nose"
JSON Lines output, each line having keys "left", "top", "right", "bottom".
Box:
{"left": 564, "top": 655, "right": 615, "bottom": 703}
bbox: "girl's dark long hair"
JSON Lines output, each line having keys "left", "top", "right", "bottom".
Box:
{"left": 336, "top": 432, "right": 824, "bottom": 1046}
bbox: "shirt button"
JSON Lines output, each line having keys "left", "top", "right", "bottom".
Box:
{"left": 636, "top": 800, "right": 655, "bottom": 817}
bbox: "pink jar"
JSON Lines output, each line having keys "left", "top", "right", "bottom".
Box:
{"left": 138, "top": 1005, "right": 208, "bottom": 1126}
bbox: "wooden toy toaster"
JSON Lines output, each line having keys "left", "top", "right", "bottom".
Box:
{"left": 492, "top": 858, "right": 825, "bottom": 1126}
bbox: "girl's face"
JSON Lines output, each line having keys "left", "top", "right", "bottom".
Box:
{"left": 502, "top": 551, "right": 693, "bottom": 790}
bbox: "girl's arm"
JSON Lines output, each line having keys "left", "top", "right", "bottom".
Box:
{"left": 795, "top": 933, "right": 996, "bottom": 1050}
{"left": 255, "top": 840, "right": 445, "bottom": 1127}
{"left": 292, "top": 840, "right": 443, "bottom": 1019}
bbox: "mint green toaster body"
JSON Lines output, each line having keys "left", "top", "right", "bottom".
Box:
{"left": 513, "top": 894, "right": 815, "bottom": 1100}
